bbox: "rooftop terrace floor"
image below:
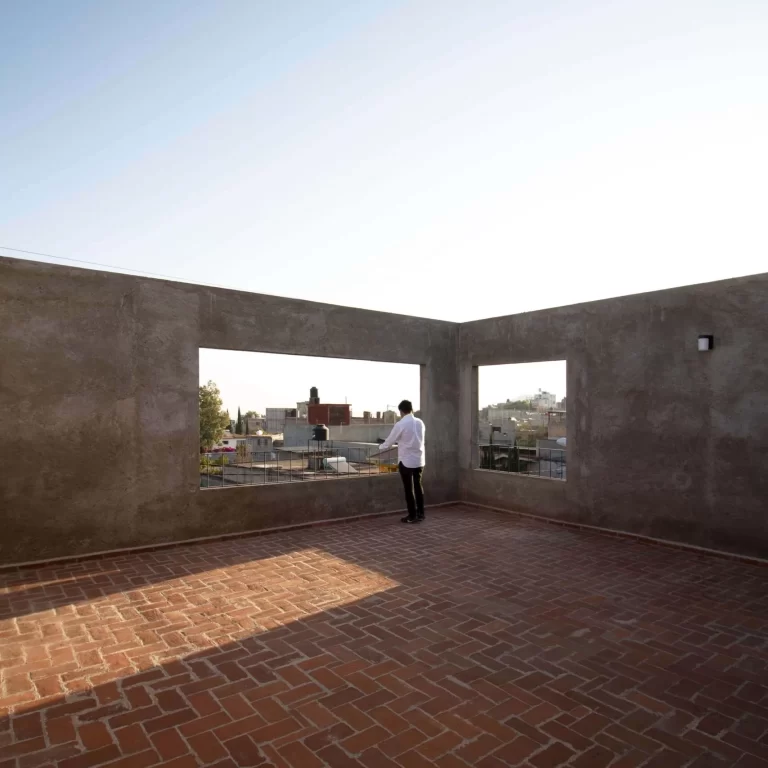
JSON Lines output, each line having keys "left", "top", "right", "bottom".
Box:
{"left": 1, "top": 507, "right": 767, "bottom": 767}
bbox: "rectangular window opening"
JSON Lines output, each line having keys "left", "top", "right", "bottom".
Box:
{"left": 199, "top": 349, "right": 421, "bottom": 489}
{"left": 476, "top": 360, "right": 567, "bottom": 481}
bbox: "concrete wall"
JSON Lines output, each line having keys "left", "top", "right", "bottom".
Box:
{"left": 459, "top": 274, "right": 768, "bottom": 558}
{"left": 0, "top": 257, "right": 459, "bottom": 564}
{"left": 3, "top": 255, "right": 767, "bottom": 564}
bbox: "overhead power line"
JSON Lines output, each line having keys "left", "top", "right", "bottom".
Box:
{"left": 0, "top": 244, "right": 241, "bottom": 293}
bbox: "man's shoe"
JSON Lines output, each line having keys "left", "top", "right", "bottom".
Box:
{"left": 401, "top": 516, "right": 420, "bottom": 524}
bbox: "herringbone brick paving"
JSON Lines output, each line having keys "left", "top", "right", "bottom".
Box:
{"left": 1, "top": 507, "right": 767, "bottom": 767}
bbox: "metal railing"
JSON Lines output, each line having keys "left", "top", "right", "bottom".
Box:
{"left": 477, "top": 444, "right": 566, "bottom": 481}
{"left": 200, "top": 446, "right": 396, "bottom": 488}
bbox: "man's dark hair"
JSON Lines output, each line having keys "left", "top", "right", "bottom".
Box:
{"left": 398, "top": 400, "right": 413, "bottom": 414}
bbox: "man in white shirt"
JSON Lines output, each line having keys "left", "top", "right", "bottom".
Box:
{"left": 377, "top": 400, "right": 426, "bottom": 524}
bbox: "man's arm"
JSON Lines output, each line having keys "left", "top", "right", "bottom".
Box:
{"left": 376, "top": 422, "right": 402, "bottom": 455}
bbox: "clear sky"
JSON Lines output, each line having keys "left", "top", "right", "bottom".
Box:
{"left": 201, "top": 350, "right": 563, "bottom": 416}
{"left": 200, "top": 349, "right": 420, "bottom": 417}
{"left": 479, "top": 361, "right": 567, "bottom": 410}
{"left": 3, "top": 1, "right": 767, "bottom": 410}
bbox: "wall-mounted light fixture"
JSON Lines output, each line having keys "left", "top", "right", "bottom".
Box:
{"left": 698, "top": 335, "right": 714, "bottom": 352}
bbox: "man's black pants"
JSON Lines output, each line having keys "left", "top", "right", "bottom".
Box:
{"left": 398, "top": 462, "right": 425, "bottom": 520}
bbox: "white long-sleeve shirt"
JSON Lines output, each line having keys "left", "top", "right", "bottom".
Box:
{"left": 378, "top": 414, "right": 425, "bottom": 469}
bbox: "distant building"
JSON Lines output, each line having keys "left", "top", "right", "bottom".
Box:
{"left": 308, "top": 403, "right": 351, "bottom": 426}
{"left": 354, "top": 409, "right": 405, "bottom": 423}
{"left": 484, "top": 405, "right": 551, "bottom": 433}
{"left": 479, "top": 419, "right": 516, "bottom": 445}
{"left": 245, "top": 417, "right": 266, "bottom": 433}
{"left": 297, "top": 385, "right": 352, "bottom": 426}
{"left": 265, "top": 408, "right": 297, "bottom": 433}
{"left": 215, "top": 434, "right": 274, "bottom": 456}
{"left": 532, "top": 390, "right": 557, "bottom": 412}
{"left": 487, "top": 407, "right": 525, "bottom": 423}
{"left": 283, "top": 420, "right": 395, "bottom": 447}
{"left": 547, "top": 410, "right": 566, "bottom": 439}
{"left": 352, "top": 411, "right": 388, "bottom": 425}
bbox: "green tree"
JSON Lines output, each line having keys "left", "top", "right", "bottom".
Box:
{"left": 236, "top": 407, "right": 243, "bottom": 435}
{"left": 244, "top": 410, "right": 260, "bottom": 418}
{"left": 199, "top": 381, "right": 230, "bottom": 452}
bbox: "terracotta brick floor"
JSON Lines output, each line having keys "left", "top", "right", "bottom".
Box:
{"left": 1, "top": 506, "right": 768, "bottom": 768}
